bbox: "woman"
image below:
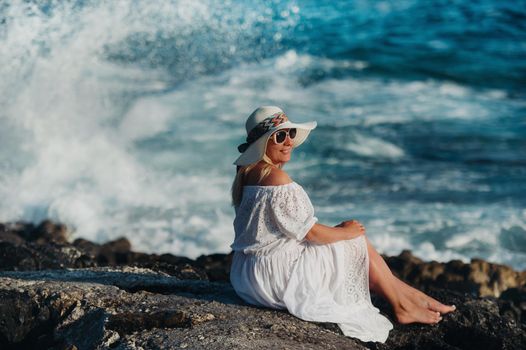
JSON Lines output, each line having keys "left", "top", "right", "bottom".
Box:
{"left": 230, "top": 106, "right": 455, "bottom": 343}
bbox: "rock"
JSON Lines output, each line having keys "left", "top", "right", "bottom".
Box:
{"left": 0, "top": 269, "right": 367, "bottom": 349}
{"left": 71, "top": 236, "right": 210, "bottom": 280}
{"left": 107, "top": 310, "right": 192, "bottom": 334}
{"left": 195, "top": 253, "right": 233, "bottom": 282}
{"left": 1, "top": 268, "right": 525, "bottom": 350}
{"left": 1, "top": 220, "right": 525, "bottom": 349}
{"left": 499, "top": 287, "right": 526, "bottom": 324}
{"left": 97, "top": 237, "right": 132, "bottom": 265}
{"left": 0, "top": 222, "right": 36, "bottom": 242}
{"left": 385, "top": 250, "right": 526, "bottom": 298}
{"left": 0, "top": 241, "right": 40, "bottom": 270}
{"left": 376, "top": 289, "right": 526, "bottom": 350}
{"left": 71, "top": 238, "right": 101, "bottom": 259}
{"left": 0, "top": 220, "right": 69, "bottom": 245}
{"left": 0, "top": 230, "right": 25, "bottom": 246}
{"left": 72, "top": 237, "right": 132, "bottom": 265}
{"left": 54, "top": 307, "right": 107, "bottom": 350}
{"left": 0, "top": 240, "right": 94, "bottom": 271}
{"left": 32, "top": 220, "right": 70, "bottom": 245}
{"left": 130, "top": 253, "right": 209, "bottom": 281}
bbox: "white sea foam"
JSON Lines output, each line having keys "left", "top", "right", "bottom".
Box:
{"left": 369, "top": 233, "right": 411, "bottom": 256}
{"left": 445, "top": 228, "right": 498, "bottom": 249}
{"left": 119, "top": 98, "right": 174, "bottom": 141}
{"left": 343, "top": 133, "right": 405, "bottom": 158}
{"left": 413, "top": 242, "right": 467, "bottom": 263}
{"left": 275, "top": 49, "right": 368, "bottom": 72}
{"left": 0, "top": 0, "right": 246, "bottom": 258}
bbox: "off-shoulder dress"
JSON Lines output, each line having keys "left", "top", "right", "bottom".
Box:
{"left": 230, "top": 181, "right": 393, "bottom": 343}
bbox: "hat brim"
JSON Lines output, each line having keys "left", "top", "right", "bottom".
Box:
{"left": 233, "top": 121, "right": 317, "bottom": 166}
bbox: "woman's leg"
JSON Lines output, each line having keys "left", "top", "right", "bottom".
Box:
{"left": 365, "top": 237, "right": 455, "bottom": 314}
{"left": 364, "top": 237, "right": 454, "bottom": 323}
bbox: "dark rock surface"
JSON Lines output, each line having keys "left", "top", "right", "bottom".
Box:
{"left": 384, "top": 250, "right": 526, "bottom": 298}
{"left": 0, "top": 221, "right": 524, "bottom": 349}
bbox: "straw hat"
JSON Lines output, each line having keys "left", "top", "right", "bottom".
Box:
{"left": 234, "top": 106, "right": 317, "bottom": 166}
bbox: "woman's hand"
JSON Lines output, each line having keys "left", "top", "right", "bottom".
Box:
{"left": 306, "top": 221, "right": 365, "bottom": 244}
{"left": 335, "top": 220, "right": 366, "bottom": 239}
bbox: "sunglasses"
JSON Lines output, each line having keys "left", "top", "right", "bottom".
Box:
{"left": 272, "top": 128, "right": 297, "bottom": 144}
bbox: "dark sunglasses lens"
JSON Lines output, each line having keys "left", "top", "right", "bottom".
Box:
{"left": 289, "top": 128, "right": 297, "bottom": 139}
{"left": 275, "top": 131, "right": 287, "bottom": 143}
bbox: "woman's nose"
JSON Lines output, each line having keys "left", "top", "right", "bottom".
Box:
{"left": 284, "top": 135, "right": 294, "bottom": 146}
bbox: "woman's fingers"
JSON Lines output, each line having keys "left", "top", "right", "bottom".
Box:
{"left": 342, "top": 220, "right": 367, "bottom": 235}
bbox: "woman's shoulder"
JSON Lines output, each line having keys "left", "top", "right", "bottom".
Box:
{"left": 245, "top": 163, "right": 292, "bottom": 187}
{"left": 260, "top": 167, "right": 292, "bottom": 186}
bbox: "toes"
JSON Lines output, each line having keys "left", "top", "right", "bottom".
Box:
{"left": 439, "top": 304, "right": 456, "bottom": 314}
{"left": 396, "top": 303, "right": 450, "bottom": 325}
{"left": 428, "top": 301, "right": 456, "bottom": 314}
{"left": 420, "top": 310, "right": 442, "bottom": 324}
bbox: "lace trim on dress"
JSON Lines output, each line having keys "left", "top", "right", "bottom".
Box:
{"left": 344, "top": 236, "right": 371, "bottom": 306}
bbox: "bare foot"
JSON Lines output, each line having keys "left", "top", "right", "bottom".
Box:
{"left": 394, "top": 298, "right": 443, "bottom": 324}
{"left": 395, "top": 277, "right": 456, "bottom": 315}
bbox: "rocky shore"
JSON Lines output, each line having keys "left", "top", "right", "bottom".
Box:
{"left": 0, "top": 221, "right": 524, "bottom": 349}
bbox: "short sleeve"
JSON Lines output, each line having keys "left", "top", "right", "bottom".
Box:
{"left": 269, "top": 184, "right": 318, "bottom": 241}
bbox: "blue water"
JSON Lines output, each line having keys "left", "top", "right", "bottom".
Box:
{"left": 0, "top": 0, "right": 525, "bottom": 269}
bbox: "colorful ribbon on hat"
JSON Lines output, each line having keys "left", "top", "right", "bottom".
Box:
{"left": 237, "top": 113, "right": 289, "bottom": 153}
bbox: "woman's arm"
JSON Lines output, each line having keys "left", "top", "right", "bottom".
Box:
{"left": 305, "top": 220, "right": 365, "bottom": 244}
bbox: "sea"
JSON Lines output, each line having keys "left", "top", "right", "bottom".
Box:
{"left": 1, "top": 0, "right": 525, "bottom": 269}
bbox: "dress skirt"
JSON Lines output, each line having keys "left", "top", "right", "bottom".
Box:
{"left": 230, "top": 235, "right": 393, "bottom": 343}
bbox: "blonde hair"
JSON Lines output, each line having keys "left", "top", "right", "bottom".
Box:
{"left": 231, "top": 154, "right": 276, "bottom": 207}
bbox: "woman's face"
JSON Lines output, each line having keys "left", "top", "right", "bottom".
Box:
{"left": 265, "top": 128, "right": 295, "bottom": 166}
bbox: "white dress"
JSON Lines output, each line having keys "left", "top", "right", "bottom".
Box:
{"left": 230, "top": 181, "right": 393, "bottom": 343}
